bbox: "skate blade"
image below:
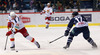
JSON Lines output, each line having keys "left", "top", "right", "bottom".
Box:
{"left": 35, "top": 42, "right": 40, "bottom": 48}
{"left": 92, "top": 47, "right": 98, "bottom": 49}
{"left": 11, "top": 48, "right": 15, "bottom": 50}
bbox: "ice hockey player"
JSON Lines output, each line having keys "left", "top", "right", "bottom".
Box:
{"left": 40, "top": 3, "right": 53, "bottom": 29}
{"left": 6, "top": 12, "right": 40, "bottom": 50}
{"left": 63, "top": 11, "right": 97, "bottom": 49}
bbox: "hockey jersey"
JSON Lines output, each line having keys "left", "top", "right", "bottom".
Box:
{"left": 43, "top": 6, "right": 53, "bottom": 17}
{"left": 67, "top": 15, "right": 88, "bottom": 30}
{"left": 7, "top": 15, "right": 24, "bottom": 32}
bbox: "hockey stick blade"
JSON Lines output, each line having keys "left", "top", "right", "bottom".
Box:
{"left": 49, "top": 35, "right": 64, "bottom": 44}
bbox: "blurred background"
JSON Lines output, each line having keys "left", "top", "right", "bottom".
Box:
{"left": 0, "top": 0, "right": 100, "bottom": 13}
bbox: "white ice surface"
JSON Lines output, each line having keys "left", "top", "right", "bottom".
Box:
{"left": 0, "top": 26, "right": 100, "bottom": 55}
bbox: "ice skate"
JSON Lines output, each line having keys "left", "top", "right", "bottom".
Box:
{"left": 63, "top": 45, "right": 69, "bottom": 49}
{"left": 10, "top": 44, "right": 15, "bottom": 50}
{"left": 35, "top": 42, "right": 40, "bottom": 48}
{"left": 92, "top": 43, "right": 97, "bottom": 49}
{"left": 45, "top": 25, "right": 49, "bottom": 29}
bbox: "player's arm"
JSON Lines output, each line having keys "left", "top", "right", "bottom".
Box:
{"left": 64, "top": 18, "right": 75, "bottom": 36}
{"left": 7, "top": 22, "right": 11, "bottom": 30}
{"left": 7, "top": 17, "right": 12, "bottom": 31}
{"left": 81, "top": 15, "right": 88, "bottom": 22}
{"left": 40, "top": 10, "right": 45, "bottom": 15}
{"left": 67, "top": 18, "right": 75, "bottom": 30}
{"left": 6, "top": 18, "right": 13, "bottom": 36}
{"left": 50, "top": 7, "right": 53, "bottom": 15}
{"left": 10, "top": 17, "right": 20, "bottom": 32}
{"left": 40, "top": 8, "right": 46, "bottom": 15}
{"left": 14, "top": 17, "right": 20, "bottom": 32}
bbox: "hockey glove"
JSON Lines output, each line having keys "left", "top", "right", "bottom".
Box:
{"left": 11, "top": 26, "right": 19, "bottom": 32}
{"left": 40, "top": 12, "right": 42, "bottom": 15}
{"left": 6, "top": 31, "right": 12, "bottom": 36}
{"left": 50, "top": 13, "right": 52, "bottom": 15}
{"left": 64, "top": 30, "right": 69, "bottom": 36}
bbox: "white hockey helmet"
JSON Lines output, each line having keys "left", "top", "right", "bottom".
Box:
{"left": 10, "top": 12, "right": 16, "bottom": 17}
{"left": 47, "top": 3, "right": 50, "bottom": 6}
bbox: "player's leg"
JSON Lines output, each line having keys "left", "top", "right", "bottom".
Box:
{"left": 63, "top": 35, "right": 74, "bottom": 49}
{"left": 6, "top": 31, "right": 15, "bottom": 50}
{"left": 45, "top": 17, "right": 50, "bottom": 29}
{"left": 25, "top": 35, "right": 40, "bottom": 48}
{"left": 19, "top": 27, "right": 40, "bottom": 48}
{"left": 63, "top": 28, "right": 81, "bottom": 49}
{"left": 9, "top": 34, "right": 15, "bottom": 50}
{"left": 83, "top": 27, "right": 97, "bottom": 48}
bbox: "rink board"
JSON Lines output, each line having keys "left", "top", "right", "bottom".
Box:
{"left": 0, "top": 11, "right": 100, "bottom": 28}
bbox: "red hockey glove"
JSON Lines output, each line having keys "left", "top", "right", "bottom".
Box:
{"left": 40, "top": 12, "right": 42, "bottom": 15}
{"left": 6, "top": 31, "right": 12, "bottom": 36}
{"left": 50, "top": 13, "right": 52, "bottom": 15}
{"left": 64, "top": 30, "right": 69, "bottom": 36}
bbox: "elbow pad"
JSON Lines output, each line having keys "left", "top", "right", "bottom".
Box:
{"left": 7, "top": 22, "right": 11, "bottom": 29}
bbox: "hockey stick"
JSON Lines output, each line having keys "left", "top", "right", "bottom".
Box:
{"left": 49, "top": 35, "right": 64, "bottom": 44}
{"left": 4, "top": 36, "right": 8, "bottom": 50}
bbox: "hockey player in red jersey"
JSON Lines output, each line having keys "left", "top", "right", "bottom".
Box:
{"left": 6, "top": 12, "right": 40, "bottom": 50}
{"left": 40, "top": 3, "right": 53, "bottom": 29}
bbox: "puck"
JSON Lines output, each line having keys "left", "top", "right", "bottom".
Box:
{"left": 49, "top": 42, "right": 51, "bottom": 43}
{"left": 16, "top": 51, "right": 18, "bottom": 52}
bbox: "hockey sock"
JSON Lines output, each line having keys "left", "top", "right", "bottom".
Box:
{"left": 45, "top": 23, "right": 49, "bottom": 29}
{"left": 66, "top": 36, "right": 74, "bottom": 47}
{"left": 26, "top": 35, "right": 37, "bottom": 43}
{"left": 46, "top": 24, "right": 49, "bottom": 27}
{"left": 46, "top": 22, "right": 49, "bottom": 26}
{"left": 10, "top": 34, "right": 15, "bottom": 47}
{"left": 10, "top": 38, "right": 15, "bottom": 47}
{"left": 87, "top": 38, "right": 97, "bottom": 47}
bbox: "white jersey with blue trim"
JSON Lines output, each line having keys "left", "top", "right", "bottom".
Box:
{"left": 7, "top": 15, "right": 24, "bottom": 31}
{"left": 74, "top": 15, "right": 88, "bottom": 28}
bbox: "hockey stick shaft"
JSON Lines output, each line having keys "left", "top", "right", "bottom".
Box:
{"left": 4, "top": 36, "right": 8, "bottom": 50}
{"left": 49, "top": 35, "right": 64, "bottom": 43}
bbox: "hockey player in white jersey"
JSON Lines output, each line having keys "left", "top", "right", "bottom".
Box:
{"left": 40, "top": 3, "right": 53, "bottom": 29}
{"left": 63, "top": 12, "right": 97, "bottom": 49}
{"left": 6, "top": 12, "right": 40, "bottom": 50}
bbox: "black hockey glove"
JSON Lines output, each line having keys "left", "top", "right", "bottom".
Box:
{"left": 64, "top": 30, "right": 69, "bottom": 36}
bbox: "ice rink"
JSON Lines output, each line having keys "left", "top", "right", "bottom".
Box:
{"left": 0, "top": 26, "right": 100, "bottom": 55}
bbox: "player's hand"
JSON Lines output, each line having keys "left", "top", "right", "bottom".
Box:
{"left": 40, "top": 12, "right": 42, "bottom": 15}
{"left": 11, "top": 27, "right": 18, "bottom": 32}
{"left": 64, "top": 30, "right": 69, "bottom": 36}
{"left": 50, "top": 13, "right": 52, "bottom": 15}
{"left": 53, "top": 12, "right": 54, "bottom": 14}
{"left": 6, "top": 31, "right": 12, "bottom": 36}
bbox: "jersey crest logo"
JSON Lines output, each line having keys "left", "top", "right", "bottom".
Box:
{"left": 47, "top": 10, "right": 50, "bottom": 13}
